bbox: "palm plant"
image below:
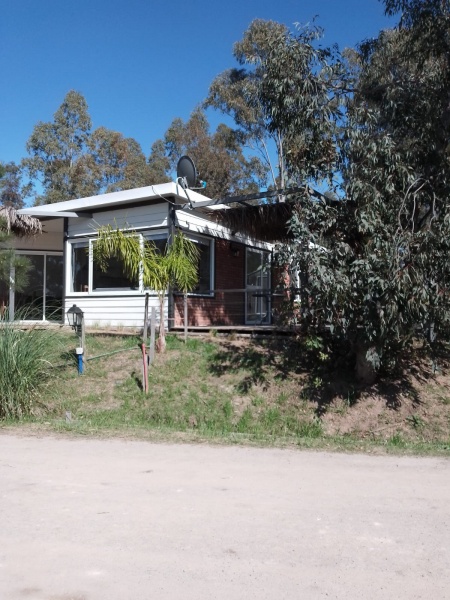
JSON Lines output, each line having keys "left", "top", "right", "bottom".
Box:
{"left": 93, "top": 225, "right": 199, "bottom": 352}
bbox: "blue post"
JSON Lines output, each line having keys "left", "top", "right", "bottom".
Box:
{"left": 76, "top": 347, "right": 84, "bottom": 375}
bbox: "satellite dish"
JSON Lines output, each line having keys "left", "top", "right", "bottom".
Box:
{"left": 177, "top": 155, "right": 198, "bottom": 189}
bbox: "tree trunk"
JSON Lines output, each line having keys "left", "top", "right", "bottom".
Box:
{"left": 155, "top": 295, "right": 166, "bottom": 353}
{"left": 355, "top": 342, "right": 377, "bottom": 385}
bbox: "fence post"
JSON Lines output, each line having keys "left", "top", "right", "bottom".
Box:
{"left": 184, "top": 293, "right": 188, "bottom": 343}
{"left": 149, "top": 307, "right": 156, "bottom": 365}
{"left": 141, "top": 293, "right": 150, "bottom": 393}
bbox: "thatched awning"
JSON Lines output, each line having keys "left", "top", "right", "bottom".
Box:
{"left": 0, "top": 206, "right": 42, "bottom": 237}
{"left": 214, "top": 202, "right": 294, "bottom": 242}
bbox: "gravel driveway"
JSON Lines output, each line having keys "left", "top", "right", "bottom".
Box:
{"left": 0, "top": 434, "right": 449, "bottom": 599}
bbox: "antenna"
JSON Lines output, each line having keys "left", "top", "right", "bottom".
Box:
{"left": 176, "top": 155, "right": 207, "bottom": 190}
{"left": 177, "top": 155, "right": 198, "bottom": 189}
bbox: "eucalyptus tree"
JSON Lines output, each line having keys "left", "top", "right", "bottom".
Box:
{"left": 159, "top": 107, "right": 267, "bottom": 200}
{"left": 205, "top": 20, "right": 289, "bottom": 192}
{"left": 273, "top": 3, "right": 450, "bottom": 381}
{"left": 0, "top": 162, "right": 23, "bottom": 209}
{"left": 23, "top": 90, "right": 95, "bottom": 204}
{"left": 93, "top": 227, "right": 199, "bottom": 352}
{"left": 23, "top": 91, "right": 163, "bottom": 204}
{"left": 87, "top": 127, "right": 158, "bottom": 193}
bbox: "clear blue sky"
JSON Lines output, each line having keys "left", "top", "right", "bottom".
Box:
{"left": 1, "top": 0, "right": 395, "bottom": 167}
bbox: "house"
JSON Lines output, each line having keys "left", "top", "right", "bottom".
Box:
{"left": 16, "top": 183, "right": 279, "bottom": 330}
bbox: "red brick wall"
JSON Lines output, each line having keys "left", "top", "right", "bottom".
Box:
{"left": 174, "top": 238, "right": 246, "bottom": 326}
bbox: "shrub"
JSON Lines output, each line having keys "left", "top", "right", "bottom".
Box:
{"left": 0, "top": 317, "right": 59, "bottom": 419}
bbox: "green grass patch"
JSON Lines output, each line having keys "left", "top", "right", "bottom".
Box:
{"left": 2, "top": 331, "right": 449, "bottom": 456}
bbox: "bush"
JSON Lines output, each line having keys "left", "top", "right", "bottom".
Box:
{"left": 0, "top": 317, "right": 59, "bottom": 419}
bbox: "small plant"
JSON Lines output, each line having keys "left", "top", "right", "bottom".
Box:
{"left": 407, "top": 414, "right": 424, "bottom": 429}
{"left": 388, "top": 432, "right": 406, "bottom": 448}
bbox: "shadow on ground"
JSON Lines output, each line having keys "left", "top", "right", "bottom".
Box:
{"left": 208, "top": 337, "right": 428, "bottom": 417}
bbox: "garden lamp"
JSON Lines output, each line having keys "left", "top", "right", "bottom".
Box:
{"left": 67, "top": 304, "right": 84, "bottom": 333}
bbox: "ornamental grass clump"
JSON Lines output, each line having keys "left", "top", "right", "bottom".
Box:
{"left": 0, "top": 317, "right": 58, "bottom": 420}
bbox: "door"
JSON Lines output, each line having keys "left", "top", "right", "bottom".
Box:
{"left": 245, "top": 248, "right": 271, "bottom": 325}
{"left": 14, "top": 253, "right": 64, "bottom": 321}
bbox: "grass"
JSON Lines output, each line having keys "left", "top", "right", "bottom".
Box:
{"left": 0, "top": 319, "right": 64, "bottom": 419}
{"left": 2, "top": 332, "right": 450, "bottom": 456}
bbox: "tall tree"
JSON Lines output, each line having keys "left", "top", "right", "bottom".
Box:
{"left": 205, "top": 20, "right": 289, "bottom": 193}
{"left": 22, "top": 91, "right": 165, "bottom": 204}
{"left": 275, "top": 5, "right": 450, "bottom": 381}
{"left": 161, "top": 107, "right": 267, "bottom": 200}
{"left": 87, "top": 127, "right": 159, "bottom": 193}
{"left": 0, "top": 162, "right": 23, "bottom": 208}
{"left": 23, "top": 90, "right": 94, "bottom": 204}
{"left": 147, "top": 139, "right": 171, "bottom": 185}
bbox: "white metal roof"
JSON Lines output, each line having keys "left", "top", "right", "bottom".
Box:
{"left": 18, "top": 182, "right": 215, "bottom": 217}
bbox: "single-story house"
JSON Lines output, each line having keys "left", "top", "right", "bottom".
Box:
{"left": 13, "top": 182, "right": 284, "bottom": 330}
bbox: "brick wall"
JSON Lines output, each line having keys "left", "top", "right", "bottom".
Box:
{"left": 174, "top": 238, "right": 246, "bottom": 326}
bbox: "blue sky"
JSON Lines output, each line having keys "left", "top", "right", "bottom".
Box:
{"left": 1, "top": 0, "right": 396, "bottom": 168}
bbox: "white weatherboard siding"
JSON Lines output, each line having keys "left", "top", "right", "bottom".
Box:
{"left": 64, "top": 294, "right": 167, "bottom": 330}
{"left": 65, "top": 202, "right": 170, "bottom": 329}
{"left": 68, "top": 203, "right": 168, "bottom": 237}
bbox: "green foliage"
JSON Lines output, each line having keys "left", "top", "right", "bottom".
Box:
{"left": 0, "top": 218, "right": 30, "bottom": 302}
{"left": 93, "top": 226, "right": 199, "bottom": 352}
{"left": 22, "top": 91, "right": 162, "bottom": 205}
{"left": 0, "top": 162, "right": 23, "bottom": 208}
{"left": 272, "top": 8, "right": 450, "bottom": 380}
{"left": 0, "top": 318, "right": 60, "bottom": 419}
{"left": 205, "top": 20, "right": 289, "bottom": 191}
{"left": 157, "top": 107, "right": 266, "bottom": 200}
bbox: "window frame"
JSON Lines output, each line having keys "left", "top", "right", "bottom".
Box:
{"left": 185, "top": 233, "right": 214, "bottom": 297}
{"left": 67, "top": 230, "right": 215, "bottom": 297}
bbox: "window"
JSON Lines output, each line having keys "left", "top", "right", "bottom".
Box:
{"left": 92, "top": 253, "right": 138, "bottom": 291}
{"left": 68, "top": 232, "right": 213, "bottom": 295}
{"left": 191, "top": 236, "right": 213, "bottom": 295}
{"left": 72, "top": 242, "right": 89, "bottom": 293}
{"left": 144, "top": 234, "right": 168, "bottom": 256}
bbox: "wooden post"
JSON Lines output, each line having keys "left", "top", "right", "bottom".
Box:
{"left": 141, "top": 293, "right": 150, "bottom": 393}
{"left": 143, "top": 292, "right": 149, "bottom": 344}
{"left": 141, "top": 343, "right": 149, "bottom": 394}
{"left": 184, "top": 293, "right": 188, "bottom": 344}
{"left": 149, "top": 307, "right": 156, "bottom": 365}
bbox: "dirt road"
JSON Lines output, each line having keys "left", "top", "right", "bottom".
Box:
{"left": 0, "top": 434, "right": 449, "bottom": 599}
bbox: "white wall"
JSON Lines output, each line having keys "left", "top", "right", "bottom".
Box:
{"left": 65, "top": 202, "right": 170, "bottom": 330}
{"left": 63, "top": 294, "right": 167, "bottom": 331}
{"left": 68, "top": 202, "right": 168, "bottom": 237}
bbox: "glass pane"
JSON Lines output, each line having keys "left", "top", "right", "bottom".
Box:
{"left": 15, "top": 254, "right": 44, "bottom": 320}
{"left": 246, "top": 249, "right": 270, "bottom": 324}
{"left": 194, "top": 243, "right": 211, "bottom": 293}
{"left": 247, "top": 249, "right": 263, "bottom": 287}
{"left": 45, "top": 255, "right": 63, "bottom": 321}
{"left": 145, "top": 237, "right": 167, "bottom": 255}
{"left": 72, "top": 243, "right": 89, "bottom": 292}
{"left": 93, "top": 254, "right": 138, "bottom": 291}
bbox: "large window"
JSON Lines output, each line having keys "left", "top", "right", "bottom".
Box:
{"left": 69, "top": 232, "right": 214, "bottom": 296}
{"left": 14, "top": 252, "right": 63, "bottom": 321}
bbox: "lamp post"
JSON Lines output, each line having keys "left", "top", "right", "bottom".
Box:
{"left": 67, "top": 304, "right": 85, "bottom": 374}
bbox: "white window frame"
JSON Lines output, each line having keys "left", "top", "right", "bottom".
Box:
{"left": 67, "top": 230, "right": 214, "bottom": 297}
